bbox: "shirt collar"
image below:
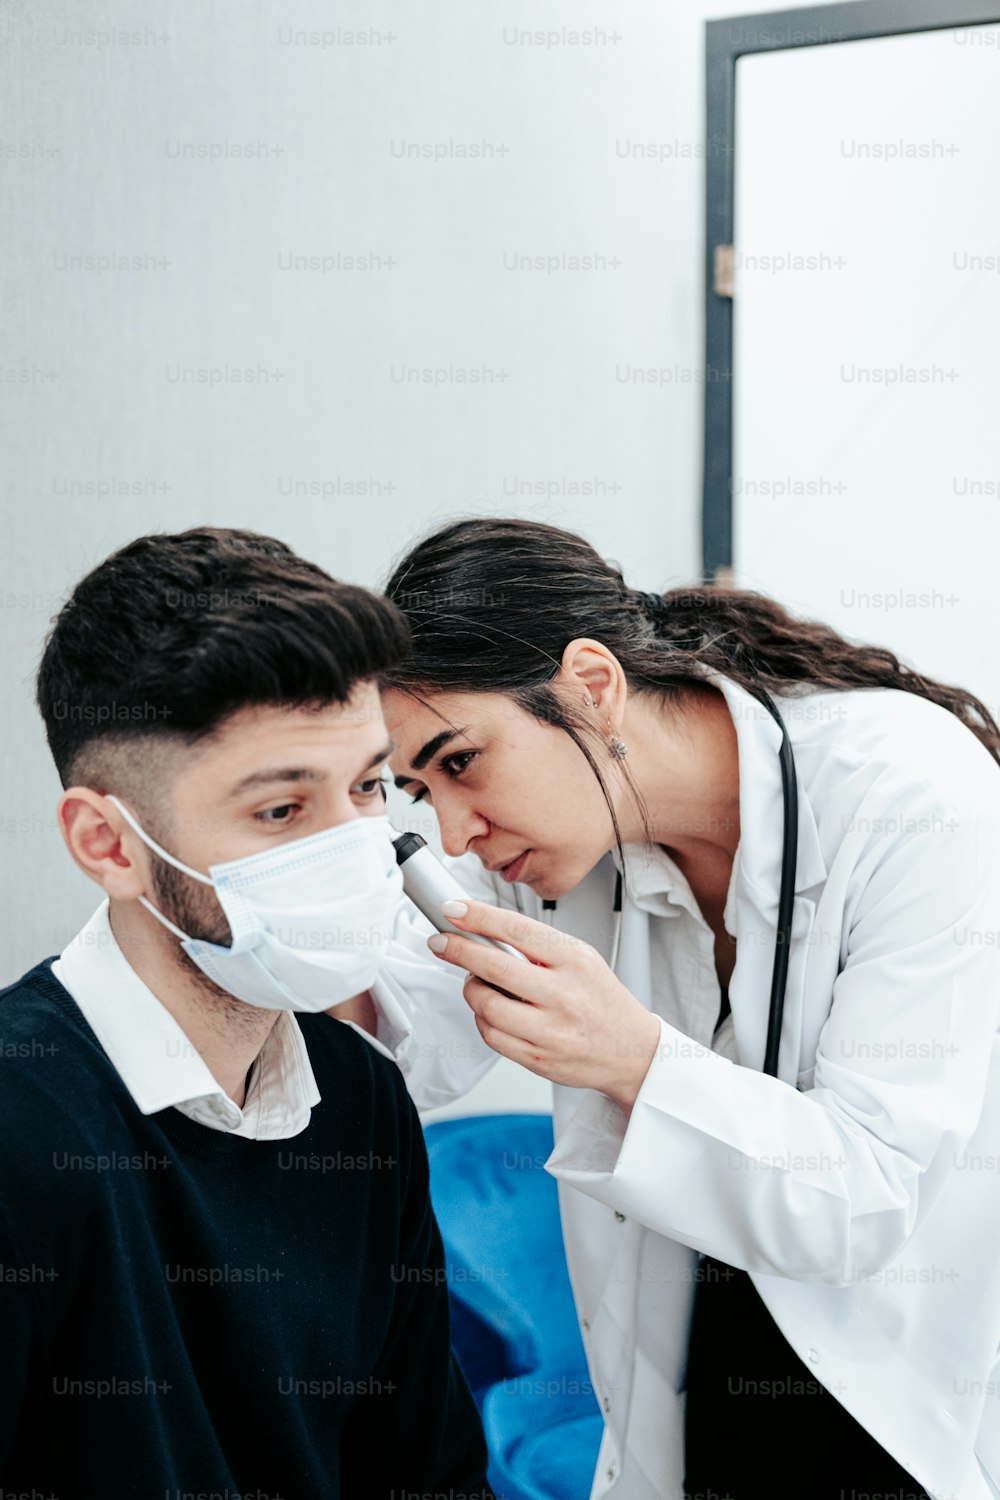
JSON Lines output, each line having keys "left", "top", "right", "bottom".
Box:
{"left": 609, "top": 668, "right": 827, "bottom": 915}
{"left": 51, "top": 899, "right": 321, "bottom": 1138}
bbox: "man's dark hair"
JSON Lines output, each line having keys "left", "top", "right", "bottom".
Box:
{"left": 36, "top": 527, "right": 411, "bottom": 801}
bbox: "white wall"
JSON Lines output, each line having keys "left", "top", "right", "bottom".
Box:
{"left": 1, "top": 0, "right": 844, "bottom": 1115}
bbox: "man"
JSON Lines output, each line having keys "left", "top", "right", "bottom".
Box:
{"left": 0, "top": 527, "right": 493, "bottom": 1500}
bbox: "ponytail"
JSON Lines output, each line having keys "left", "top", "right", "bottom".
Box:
{"left": 383, "top": 518, "right": 998, "bottom": 877}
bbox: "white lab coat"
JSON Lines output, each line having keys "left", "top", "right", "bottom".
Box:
{"left": 353, "top": 668, "right": 1000, "bottom": 1500}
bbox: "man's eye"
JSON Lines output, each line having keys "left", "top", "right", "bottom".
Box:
{"left": 255, "top": 804, "right": 299, "bottom": 823}
{"left": 354, "top": 777, "right": 388, "bottom": 799}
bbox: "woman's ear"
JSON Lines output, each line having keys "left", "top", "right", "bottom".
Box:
{"left": 556, "top": 638, "right": 628, "bottom": 733}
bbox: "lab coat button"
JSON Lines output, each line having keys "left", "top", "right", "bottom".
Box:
{"left": 603, "top": 1396, "right": 611, "bottom": 1413}
{"left": 614, "top": 1210, "right": 626, "bottom": 1222}
{"left": 807, "top": 1347, "right": 820, "bottom": 1364}
{"left": 581, "top": 1318, "right": 590, "bottom": 1331}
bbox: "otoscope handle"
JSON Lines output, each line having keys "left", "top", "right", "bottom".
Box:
{"left": 392, "top": 832, "right": 530, "bottom": 966}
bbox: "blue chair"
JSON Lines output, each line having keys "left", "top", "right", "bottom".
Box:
{"left": 425, "top": 1113, "right": 603, "bottom": 1500}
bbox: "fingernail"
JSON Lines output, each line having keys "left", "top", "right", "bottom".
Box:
{"left": 427, "top": 933, "right": 449, "bottom": 954}
{"left": 441, "top": 900, "right": 468, "bottom": 919}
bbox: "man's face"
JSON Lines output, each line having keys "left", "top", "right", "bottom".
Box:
{"left": 144, "top": 681, "right": 393, "bottom": 947}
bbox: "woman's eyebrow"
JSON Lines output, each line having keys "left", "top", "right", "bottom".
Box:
{"left": 393, "top": 727, "right": 467, "bottom": 788}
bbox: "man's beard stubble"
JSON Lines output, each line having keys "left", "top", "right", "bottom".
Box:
{"left": 150, "top": 856, "right": 274, "bottom": 1041}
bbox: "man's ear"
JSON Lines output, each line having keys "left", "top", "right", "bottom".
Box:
{"left": 58, "top": 789, "right": 151, "bottom": 899}
{"left": 555, "top": 638, "right": 628, "bottom": 734}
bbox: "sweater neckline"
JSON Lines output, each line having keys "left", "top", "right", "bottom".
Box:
{"left": 20, "top": 963, "right": 262, "bottom": 1161}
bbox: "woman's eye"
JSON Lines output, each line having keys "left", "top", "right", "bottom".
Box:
{"left": 255, "top": 804, "right": 299, "bottom": 824}
{"left": 410, "top": 750, "right": 477, "bottom": 804}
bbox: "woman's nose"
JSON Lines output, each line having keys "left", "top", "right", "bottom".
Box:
{"left": 435, "top": 800, "right": 490, "bottom": 859}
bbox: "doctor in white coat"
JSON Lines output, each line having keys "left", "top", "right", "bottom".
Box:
{"left": 342, "top": 517, "right": 1000, "bottom": 1500}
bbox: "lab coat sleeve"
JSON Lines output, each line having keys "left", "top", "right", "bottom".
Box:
{"left": 360, "top": 850, "right": 515, "bottom": 1112}
{"left": 545, "top": 781, "right": 1000, "bottom": 1287}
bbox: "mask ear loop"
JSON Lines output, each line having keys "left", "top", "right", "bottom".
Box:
{"left": 135, "top": 895, "right": 192, "bottom": 942}
{"left": 105, "top": 794, "right": 214, "bottom": 885}
{"left": 105, "top": 794, "right": 215, "bottom": 942}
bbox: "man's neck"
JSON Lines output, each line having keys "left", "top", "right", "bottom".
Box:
{"left": 108, "top": 899, "right": 281, "bottom": 1108}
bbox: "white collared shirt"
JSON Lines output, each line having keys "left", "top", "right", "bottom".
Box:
{"left": 361, "top": 667, "right": 1000, "bottom": 1500}
{"left": 51, "top": 898, "right": 321, "bottom": 1139}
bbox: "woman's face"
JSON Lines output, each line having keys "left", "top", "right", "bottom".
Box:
{"left": 381, "top": 687, "right": 623, "bottom": 900}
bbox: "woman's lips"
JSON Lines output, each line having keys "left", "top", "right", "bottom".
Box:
{"left": 498, "top": 851, "right": 530, "bottom": 883}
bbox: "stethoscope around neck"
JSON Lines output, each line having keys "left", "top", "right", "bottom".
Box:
{"left": 540, "top": 685, "right": 798, "bottom": 1080}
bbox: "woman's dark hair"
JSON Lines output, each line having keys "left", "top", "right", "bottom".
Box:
{"left": 383, "top": 516, "right": 1000, "bottom": 869}
{"left": 37, "top": 526, "right": 411, "bottom": 792}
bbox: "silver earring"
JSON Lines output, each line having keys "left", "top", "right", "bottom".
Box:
{"left": 608, "top": 725, "right": 628, "bottom": 760}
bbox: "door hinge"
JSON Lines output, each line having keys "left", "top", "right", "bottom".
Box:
{"left": 714, "top": 244, "right": 735, "bottom": 298}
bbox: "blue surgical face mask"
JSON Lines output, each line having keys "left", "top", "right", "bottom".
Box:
{"left": 107, "top": 797, "right": 403, "bottom": 1012}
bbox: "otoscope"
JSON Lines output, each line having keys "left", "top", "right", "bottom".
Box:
{"left": 391, "top": 831, "right": 531, "bottom": 968}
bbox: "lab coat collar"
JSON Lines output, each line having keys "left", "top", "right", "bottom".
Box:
{"left": 611, "top": 667, "right": 828, "bottom": 920}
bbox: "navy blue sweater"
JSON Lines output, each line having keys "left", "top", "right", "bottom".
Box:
{"left": 0, "top": 960, "right": 494, "bottom": 1500}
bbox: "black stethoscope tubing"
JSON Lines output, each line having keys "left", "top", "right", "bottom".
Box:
{"left": 749, "top": 687, "right": 798, "bottom": 1078}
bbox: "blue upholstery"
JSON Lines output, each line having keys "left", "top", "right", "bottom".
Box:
{"left": 425, "top": 1113, "right": 603, "bottom": 1500}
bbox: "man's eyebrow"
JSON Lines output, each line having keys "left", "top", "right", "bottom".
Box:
{"left": 392, "top": 727, "right": 466, "bottom": 788}
{"left": 225, "top": 766, "right": 327, "bottom": 801}
{"left": 226, "top": 741, "right": 394, "bottom": 801}
{"left": 364, "top": 740, "right": 395, "bottom": 773}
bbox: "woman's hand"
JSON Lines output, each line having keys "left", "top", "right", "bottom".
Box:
{"left": 426, "top": 899, "right": 661, "bottom": 1115}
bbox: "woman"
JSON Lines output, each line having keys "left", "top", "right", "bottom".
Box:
{"left": 351, "top": 517, "right": 1000, "bottom": 1500}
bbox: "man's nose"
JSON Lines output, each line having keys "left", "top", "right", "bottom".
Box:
{"left": 435, "top": 800, "right": 490, "bottom": 859}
